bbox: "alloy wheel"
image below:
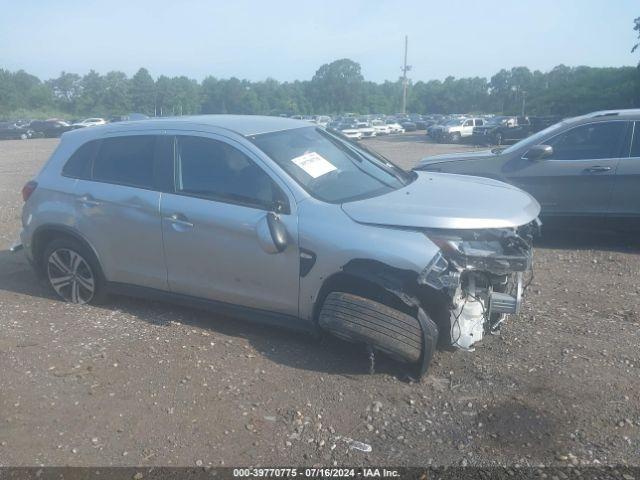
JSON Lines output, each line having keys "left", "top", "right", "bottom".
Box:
{"left": 47, "top": 248, "right": 95, "bottom": 304}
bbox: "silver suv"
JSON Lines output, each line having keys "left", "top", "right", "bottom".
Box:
{"left": 15, "top": 115, "right": 540, "bottom": 376}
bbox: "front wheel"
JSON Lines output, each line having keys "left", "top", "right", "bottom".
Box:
{"left": 450, "top": 132, "right": 461, "bottom": 144}
{"left": 318, "top": 292, "right": 438, "bottom": 369}
{"left": 43, "top": 237, "right": 107, "bottom": 305}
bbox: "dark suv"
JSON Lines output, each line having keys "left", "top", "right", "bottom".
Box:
{"left": 29, "top": 120, "right": 73, "bottom": 138}
{"left": 472, "top": 116, "right": 532, "bottom": 145}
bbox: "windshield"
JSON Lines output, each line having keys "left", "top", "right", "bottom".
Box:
{"left": 250, "top": 126, "right": 413, "bottom": 203}
{"left": 501, "top": 121, "right": 567, "bottom": 154}
{"left": 445, "top": 119, "right": 464, "bottom": 126}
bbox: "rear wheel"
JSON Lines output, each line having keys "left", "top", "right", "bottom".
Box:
{"left": 318, "top": 292, "right": 438, "bottom": 367}
{"left": 43, "top": 237, "right": 107, "bottom": 305}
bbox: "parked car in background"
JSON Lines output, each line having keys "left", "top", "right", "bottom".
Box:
{"left": 109, "top": 113, "right": 150, "bottom": 123}
{"left": 72, "top": 118, "right": 107, "bottom": 128}
{"left": 385, "top": 120, "right": 405, "bottom": 134}
{"left": 14, "top": 115, "right": 540, "bottom": 376}
{"left": 400, "top": 121, "right": 417, "bottom": 132}
{"left": 29, "top": 119, "right": 74, "bottom": 138}
{"left": 330, "top": 121, "right": 363, "bottom": 140}
{"left": 417, "top": 109, "right": 640, "bottom": 230}
{"left": 371, "top": 120, "right": 391, "bottom": 135}
{"left": 530, "top": 115, "right": 563, "bottom": 132}
{"left": 431, "top": 117, "right": 485, "bottom": 143}
{"left": 426, "top": 121, "right": 444, "bottom": 138}
{"left": 415, "top": 120, "right": 428, "bottom": 130}
{"left": 355, "top": 121, "right": 376, "bottom": 139}
{"left": 472, "top": 116, "right": 532, "bottom": 145}
{"left": 0, "top": 121, "right": 33, "bottom": 140}
{"left": 312, "top": 115, "right": 332, "bottom": 127}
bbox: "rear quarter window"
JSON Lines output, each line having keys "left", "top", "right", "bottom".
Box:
{"left": 62, "top": 140, "right": 99, "bottom": 179}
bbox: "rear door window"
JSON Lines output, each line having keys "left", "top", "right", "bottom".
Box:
{"left": 92, "top": 135, "right": 156, "bottom": 189}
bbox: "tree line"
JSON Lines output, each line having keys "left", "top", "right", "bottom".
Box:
{"left": 1, "top": 59, "right": 639, "bottom": 120}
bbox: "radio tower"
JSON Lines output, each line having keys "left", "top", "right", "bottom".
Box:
{"left": 401, "top": 35, "right": 412, "bottom": 114}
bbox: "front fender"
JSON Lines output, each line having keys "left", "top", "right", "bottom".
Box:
{"left": 297, "top": 200, "right": 439, "bottom": 321}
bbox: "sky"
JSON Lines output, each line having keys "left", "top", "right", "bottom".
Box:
{"left": 0, "top": 0, "right": 638, "bottom": 83}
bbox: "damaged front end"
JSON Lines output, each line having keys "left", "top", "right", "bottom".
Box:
{"left": 418, "top": 219, "right": 541, "bottom": 350}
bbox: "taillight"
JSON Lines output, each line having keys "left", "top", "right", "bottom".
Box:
{"left": 22, "top": 180, "right": 38, "bottom": 202}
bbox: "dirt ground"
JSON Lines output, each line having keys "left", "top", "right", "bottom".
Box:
{"left": 0, "top": 135, "right": 638, "bottom": 468}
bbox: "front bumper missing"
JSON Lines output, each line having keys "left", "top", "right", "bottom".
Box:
{"left": 419, "top": 220, "right": 539, "bottom": 350}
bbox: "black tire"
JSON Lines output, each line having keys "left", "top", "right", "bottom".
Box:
{"left": 318, "top": 292, "right": 437, "bottom": 365}
{"left": 450, "top": 132, "right": 461, "bottom": 144}
{"left": 42, "top": 236, "right": 108, "bottom": 305}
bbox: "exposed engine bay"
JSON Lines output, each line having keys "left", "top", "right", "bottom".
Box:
{"left": 419, "top": 219, "right": 541, "bottom": 350}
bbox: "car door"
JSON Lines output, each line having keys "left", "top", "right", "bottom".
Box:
{"left": 608, "top": 120, "right": 640, "bottom": 220}
{"left": 160, "top": 133, "right": 300, "bottom": 317}
{"left": 461, "top": 119, "right": 474, "bottom": 137}
{"left": 504, "top": 120, "right": 629, "bottom": 218}
{"left": 71, "top": 134, "right": 169, "bottom": 290}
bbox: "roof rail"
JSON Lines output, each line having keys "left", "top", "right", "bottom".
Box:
{"left": 585, "top": 109, "right": 640, "bottom": 118}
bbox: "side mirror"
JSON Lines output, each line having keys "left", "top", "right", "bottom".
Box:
{"left": 525, "top": 144, "right": 553, "bottom": 161}
{"left": 266, "top": 212, "right": 287, "bottom": 253}
{"left": 256, "top": 212, "right": 288, "bottom": 254}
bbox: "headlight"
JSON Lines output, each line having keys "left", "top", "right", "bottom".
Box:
{"left": 417, "top": 250, "right": 460, "bottom": 290}
{"left": 424, "top": 230, "right": 531, "bottom": 274}
{"left": 426, "top": 232, "right": 504, "bottom": 258}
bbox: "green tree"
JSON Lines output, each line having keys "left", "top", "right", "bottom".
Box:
{"left": 310, "top": 59, "right": 364, "bottom": 113}
{"left": 130, "top": 68, "right": 156, "bottom": 115}
{"left": 77, "top": 70, "right": 106, "bottom": 116}
{"left": 155, "top": 76, "right": 199, "bottom": 115}
{"left": 47, "top": 72, "right": 82, "bottom": 112}
{"left": 102, "top": 71, "right": 131, "bottom": 114}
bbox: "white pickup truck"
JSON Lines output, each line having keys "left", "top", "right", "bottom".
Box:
{"left": 431, "top": 117, "right": 485, "bottom": 143}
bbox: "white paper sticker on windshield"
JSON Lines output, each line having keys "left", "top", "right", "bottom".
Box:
{"left": 291, "top": 152, "right": 337, "bottom": 178}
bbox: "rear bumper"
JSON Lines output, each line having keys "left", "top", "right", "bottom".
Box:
{"left": 13, "top": 228, "right": 34, "bottom": 263}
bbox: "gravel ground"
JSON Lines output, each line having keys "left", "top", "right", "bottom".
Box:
{"left": 0, "top": 135, "right": 638, "bottom": 468}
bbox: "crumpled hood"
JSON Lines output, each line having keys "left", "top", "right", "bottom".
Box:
{"left": 417, "top": 149, "right": 496, "bottom": 167}
{"left": 341, "top": 171, "right": 540, "bottom": 230}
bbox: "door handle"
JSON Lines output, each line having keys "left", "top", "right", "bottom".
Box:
{"left": 585, "top": 166, "right": 612, "bottom": 173}
{"left": 166, "top": 213, "right": 194, "bottom": 228}
{"left": 76, "top": 194, "right": 101, "bottom": 207}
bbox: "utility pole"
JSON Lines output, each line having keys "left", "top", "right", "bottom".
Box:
{"left": 401, "top": 35, "right": 411, "bottom": 114}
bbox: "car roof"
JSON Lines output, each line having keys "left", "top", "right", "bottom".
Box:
{"left": 84, "top": 115, "right": 312, "bottom": 137}
{"left": 568, "top": 109, "right": 640, "bottom": 123}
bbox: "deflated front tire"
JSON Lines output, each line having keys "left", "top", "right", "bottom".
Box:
{"left": 318, "top": 292, "right": 438, "bottom": 369}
